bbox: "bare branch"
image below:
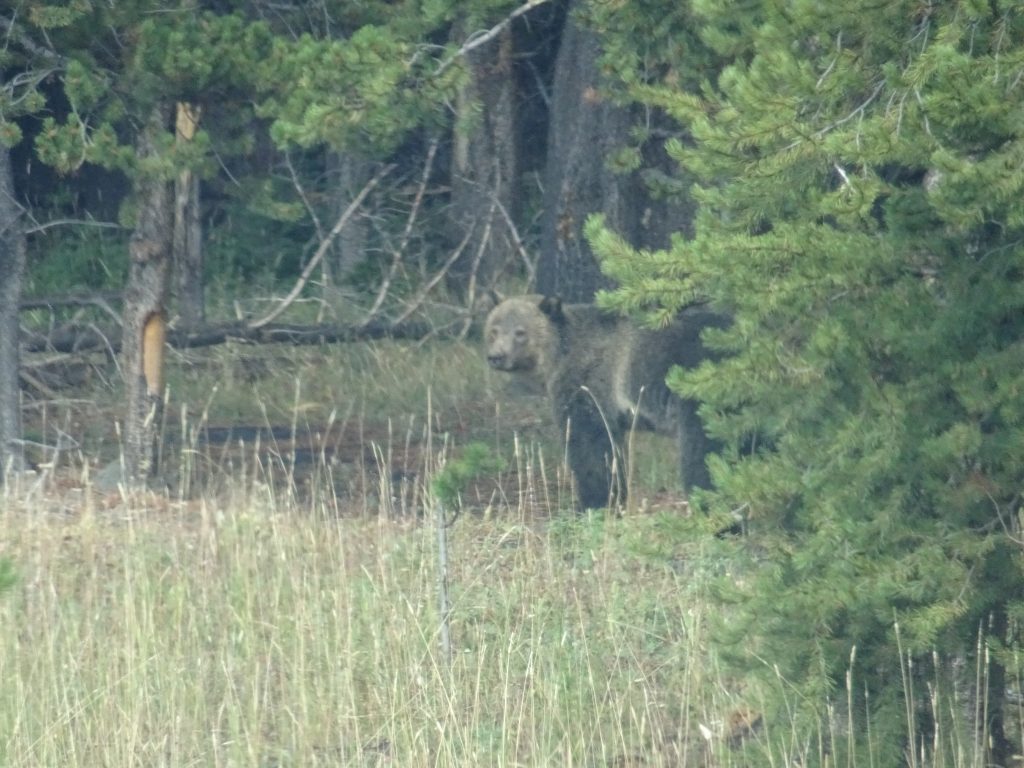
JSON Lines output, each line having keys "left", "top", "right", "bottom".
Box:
{"left": 459, "top": 195, "right": 498, "bottom": 339}
{"left": 486, "top": 185, "right": 536, "bottom": 286}
{"left": 435, "top": 0, "right": 554, "bottom": 77}
{"left": 248, "top": 163, "right": 394, "bottom": 330}
{"left": 20, "top": 291, "right": 122, "bottom": 324}
{"left": 21, "top": 319, "right": 436, "bottom": 355}
{"left": 362, "top": 139, "right": 439, "bottom": 326}
{"left": 391, "top": 226, "right": 475, "bottom": 327}
{"left": 284, "top": 150, "right": 324, "bottom": 241}
{"left": 24, "top": 218, "right": 124, "bottom": 235}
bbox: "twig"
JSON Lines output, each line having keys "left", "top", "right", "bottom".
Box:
{"left": 435, "top": 0, "right": 554, "bottom": 77}
{"left": 19, "top": 291, "right": 121, "bottom": 312}
{"left": 283, "top": 150, "right": 330, "bottom": 300}
{"left": 486, "top": 182, "right": 536, "bottom": 286}
{"left": 812, "top": 81, "right": 886, "bottom": 139}
{"left": 361, "top": 139, "right": 439, "bottom": 326}
{"left": 459, "top": 193, "right": 498, "bottom": 339}
{"left": 391, "top": 226, "right": 474, "bottom": 327}
{"left": 248, "top": 163, "right": 394, "bottom": 329}
{"left": 284, "top": 150, "right": 323, "bottom": 241}
{"left": 987, "top": 489, "right": 1024, "bottom": 547}
{"left": 87, "top": 322, "right": 120, "bottom": 373}
{"left": 526, "top": 59, "right": 551, "bottom": 107}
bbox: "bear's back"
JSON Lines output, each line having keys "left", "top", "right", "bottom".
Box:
{"left": 612, "top": 306, "right": 728, "bottom": 431}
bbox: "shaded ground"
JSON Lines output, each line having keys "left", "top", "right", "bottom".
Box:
{"left": 18, "top": 338, "right": 690, "bottom": 519}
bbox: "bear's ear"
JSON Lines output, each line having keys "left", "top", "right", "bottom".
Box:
{"left": 538, "top": 295, "right": 565, "bottom": 323}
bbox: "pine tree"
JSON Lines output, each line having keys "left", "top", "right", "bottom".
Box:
{"left": 593, "top": 0, "right": 1024, "bottom": 762}
{"left": 0, "top": 3, "right": 82, "bottom": 478}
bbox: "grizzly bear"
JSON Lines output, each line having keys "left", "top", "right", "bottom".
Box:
{"left": 484, "top": 294, "right": 728, "bottom": 510}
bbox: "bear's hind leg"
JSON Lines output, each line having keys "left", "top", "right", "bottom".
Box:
{"left": 677, "top": 398, "right": 715, "bottom": 497}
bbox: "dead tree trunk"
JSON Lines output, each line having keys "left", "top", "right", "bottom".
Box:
{"left": 122, "top": 105, "right": 173, "bottom": 484}
{"left": 536, "top": 1, "right": 697, "bottom": 303}
{"left": 0, "top": 145, "right": 26, "bottom": 476}
{"left": 173, "top": 102, "right": 204, "bottom": 326}
{"left": 536, "top": 6, "right": 642, "bottom": 302}
{"left": 327, "top": 152, "right": 371, "bottom": 286}
{"left": 449, "top": 22, "right": 519, "bottom": 300}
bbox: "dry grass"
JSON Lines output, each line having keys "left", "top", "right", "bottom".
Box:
{"left": 4, "top": 338, "right": 1012, "bottom": 767}
{"left": 0, "top": 474, "right": 736, "bottom": 767}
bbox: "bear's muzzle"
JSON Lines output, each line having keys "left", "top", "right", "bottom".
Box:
{"left": 487, "top": 353, "right": 510, "bottom": 370}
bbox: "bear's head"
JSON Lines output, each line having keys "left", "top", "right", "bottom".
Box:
{"left": 484, "top": 295, "right": 563, "bottom": 373}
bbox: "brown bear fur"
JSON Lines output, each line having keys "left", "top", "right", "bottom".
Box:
{"left": 484, "top": 294, "right": 727, "bottom": 509}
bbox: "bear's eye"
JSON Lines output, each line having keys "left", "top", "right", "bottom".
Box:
{"left": 514, "top": 328, "right": 527, "bottom": 341}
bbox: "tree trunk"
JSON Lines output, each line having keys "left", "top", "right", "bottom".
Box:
{"left": 0, "top": 146, "right": 26, "bottom": 477}
{"left": 537, "top": 2, "right": 696, "bottom": 302}
{"left": 983, "top": 601, "right": 1013, "bottom": 766}
{"left": 327, "top": 151, "right": 371, "bottom": 286}
{"left": 122, "top": 104, "right": 173, "bottom": 484}
{"left": 449, "top": 22, "right": 518, "bottom": 300}
{"left": 536, "top": 6, "right": 637, "bottom": 301}
{"left": 173, "top": 102, "right": 204, "bottom": 326}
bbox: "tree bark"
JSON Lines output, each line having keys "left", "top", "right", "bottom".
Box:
{"left": 122, "top": 104, "right": 173, "bottom": 484}
{"left": 327, "top": 151, "right": 371, "bottom": 285}
{"left": 173, "top": 102, "right": 204, "bottom": 326}
{"left": 536, "top": 2, "right": 696, "bottom": 302}
{"left": 0, "top": 146, "right": 26, "bottom": 476}
{"left": 449, "top": 22, "right": 518, "bottom": 298}
{"left": 536, "top": 6, "right": 637, "bottom": 301}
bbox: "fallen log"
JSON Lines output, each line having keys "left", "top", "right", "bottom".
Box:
{"left": 21, "top": 319, "right": 438, "bottom": 355}
{"left": 19, "top": 291, "right": 123, "bottom": 311}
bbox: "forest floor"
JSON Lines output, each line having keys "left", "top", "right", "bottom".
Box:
{"left": 17, "top": 336, "right": 691, "bottom": 518}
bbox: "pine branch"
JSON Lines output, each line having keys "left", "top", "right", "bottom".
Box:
{"left": 0, "top": 14, "right": 67, "bottom": 65}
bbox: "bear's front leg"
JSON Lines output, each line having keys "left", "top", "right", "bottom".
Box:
{"left": 560, "top": 393, "right": 626, "bottom": 510}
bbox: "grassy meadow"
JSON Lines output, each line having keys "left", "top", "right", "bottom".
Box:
{"left": 1, "top": 338, "right": 1013, "bottom": 766}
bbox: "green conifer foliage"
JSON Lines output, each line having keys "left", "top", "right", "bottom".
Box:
{"left": 594, "top": 0, "right": 1024, "bottom": 761}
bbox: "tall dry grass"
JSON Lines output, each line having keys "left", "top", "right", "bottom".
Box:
{"left": 1, "top": 461, "right": 734, "bottom": 766}
{"left": 4, "top": 339, "right": 1014, "bottom": 767}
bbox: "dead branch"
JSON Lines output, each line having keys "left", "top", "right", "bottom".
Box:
{"left": 488, "top": 187, "right": 536, "bottom": 286}
{"left": 435, "top": 0, "right": 554, "bottom": 77}
{"left": 247, "top": 163, "right": 395, "bottom": 330}
{"left": 459, "top": 194, "right": 498, "bottom": 339}
{"left": 0, "top": 14, "right": 67, "bottom": 65}
{"left": 284, "top": 150, "right": 324, "bottom": 241}
{"left": 362, "top": 139, "right": 439, "bottom": 326}
{"left": 391, "top": 227, "right": 475, "bottom": 327}
{"left": 18, "top": 368, "right": 60, "bottom": 400}
{"left": 24, "top": 218, "right": 124, "bottom": 235}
